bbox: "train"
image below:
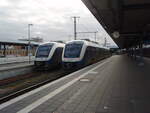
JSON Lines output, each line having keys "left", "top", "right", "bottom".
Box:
{"left": 34, "top": 41, "right": 65, "bottom": 70}
{"left": 62, "top": 40, "right": 111, "bottom": 70}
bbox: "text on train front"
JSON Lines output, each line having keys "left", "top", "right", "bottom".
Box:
{"left": 64, "top": 42, "right": 84, "bottom": 58}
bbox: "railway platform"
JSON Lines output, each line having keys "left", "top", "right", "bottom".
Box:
{"left": 0, "top": 61, "right": 34, "bottom": 80}
{"left": 0, "top": 62, "right": 33, "bottom": 71}
{"left": 0, "top": 56, "right": 35, "bottom": 65}
{"left": 0, "top": 55, "right": 150, "bottom": 113}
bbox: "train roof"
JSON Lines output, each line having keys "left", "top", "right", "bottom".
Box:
{"left": 66, "top": 40, "right": 110, "bottom": 50}
{"left": 39, "top": 41, "right": 65, "bottom": 47}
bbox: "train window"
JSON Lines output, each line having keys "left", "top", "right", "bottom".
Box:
{"left": 64, "top": 42, "right": 83, "bottom": 58}
{"left": 86, "top": 46, "right": 91, "bottom": 58}
{"left": 36, "top": 44, "right": 54, "bottom": 58}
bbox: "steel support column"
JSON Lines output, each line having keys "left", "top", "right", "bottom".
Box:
{"left": 4, "top": 44, "right": 6, "bottom": 57}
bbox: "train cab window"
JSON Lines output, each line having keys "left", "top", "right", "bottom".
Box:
{"left": 64, "top": 42, "right": 83, "bottom": 58}
{"left": 36, "top": 44, "right": 54, "bottom": 58}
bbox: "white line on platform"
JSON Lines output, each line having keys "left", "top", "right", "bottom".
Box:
{"left": 17, "top": 61, "right": 108, "bottom": 113}
{"left": 88, "top": 71, "right": 98, "bottom": 74}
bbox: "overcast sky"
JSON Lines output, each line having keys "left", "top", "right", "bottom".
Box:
{"left": 0, "top": 0, "right": 117, "bottom": 47}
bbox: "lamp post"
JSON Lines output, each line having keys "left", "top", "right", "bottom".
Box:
{"left": 28, "top": 24, "right": 33, "bottom": 63}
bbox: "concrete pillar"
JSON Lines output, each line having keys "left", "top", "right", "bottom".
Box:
{"left": 131, "top": 47, "right": 134, "bottom": 58}
{"left": 138, "top": 41, "right": 144, "bottom": 66}
{"left": 0, "top": 43, "right": 1, "bottom": 50}
{"left": 134, "top": 46, "right": 137, "bottom": 60}
{"left": 26, "top": 46, "right": 28, "bottom": 56}
{"left": 4, "top": 44, "right": 6, "bottom": 57}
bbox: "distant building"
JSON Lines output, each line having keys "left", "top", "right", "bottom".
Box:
{"left": 19, "top": 37, "right": 43, "bottom": 43}
{"left": 0, "top": 40, "right": 39, "bottom": 57}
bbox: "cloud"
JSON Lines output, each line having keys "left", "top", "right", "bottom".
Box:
{"left": 0, "top": 0, "right": 117, "bottom": 46}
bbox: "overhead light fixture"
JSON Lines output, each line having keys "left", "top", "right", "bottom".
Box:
{"left": 112, "top": 31, "right": 120, "bottom": 38}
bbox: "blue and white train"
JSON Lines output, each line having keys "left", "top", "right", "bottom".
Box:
{"left": 62, "top": 40, "right": 110, "bottom": 69}
{"left": 34, "top": 41, "right": 65, "bottom": 69}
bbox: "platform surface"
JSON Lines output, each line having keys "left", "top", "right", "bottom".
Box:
{"left": 0, "top": 62, "right": 33, "bottom": 71}
{"left": 0, "top": 55, "right": 150, "bottom": 113}
{"left": 0, "top": 56, "right": 35, "bottom": 65}
{"left": 0, "top": 56, "right": 34, "bottom": 71}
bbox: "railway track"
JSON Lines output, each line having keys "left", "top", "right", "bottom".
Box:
{"left": 0, "top": 69, "right": 73, "bottom": 104}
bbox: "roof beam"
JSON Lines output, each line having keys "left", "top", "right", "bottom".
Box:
{"left": 123, "top": 3, "right": 150, "bottom": 10}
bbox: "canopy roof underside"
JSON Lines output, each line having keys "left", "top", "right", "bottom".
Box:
{"left": 82, "top": 0, "right": 150, "bottom": 48}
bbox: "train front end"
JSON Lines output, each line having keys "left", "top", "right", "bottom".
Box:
{"left": 62, "top": 40, "right": 86, "bottom": 70}
{"left": 34, "top": 43, "right": 54, "bottom": 69}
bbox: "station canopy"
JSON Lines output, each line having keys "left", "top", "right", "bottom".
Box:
{"left": 82, "top": 0, "right": 150, "bottom": 48}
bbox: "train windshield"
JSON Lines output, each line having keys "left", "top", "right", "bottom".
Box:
{"left": 64, "top": 42, "right": 84, "bottom": 58}
{"left": 36, "top": 44, "right": 53, "bottom": 58}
